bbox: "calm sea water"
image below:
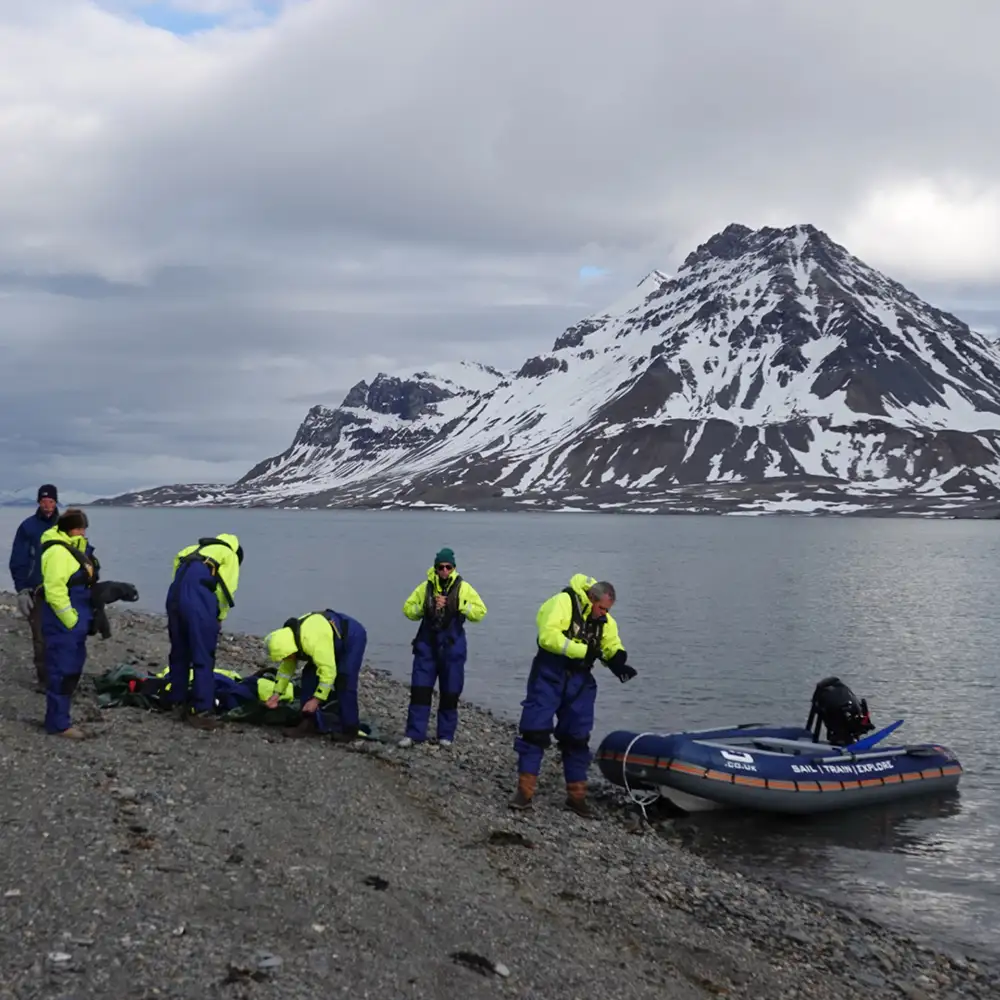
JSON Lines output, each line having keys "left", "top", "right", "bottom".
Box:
{"left": 2, "top": 506, "right": 998, "bottom": 956}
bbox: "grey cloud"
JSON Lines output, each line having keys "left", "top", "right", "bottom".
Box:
{"left": 92, "top": 0, "right": 1000, "bottom": 266}
{"left": 2, "top": 0, "right": 1000, "bottom": 495}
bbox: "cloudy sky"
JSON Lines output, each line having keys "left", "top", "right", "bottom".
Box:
{"left": 2, "top": 0, "right": 999, "bottom": 498}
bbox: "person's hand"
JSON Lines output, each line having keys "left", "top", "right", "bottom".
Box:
{"left": 264, "top": 693, "right": 280, "bottom": 710}
{"left": 435, "top": 595, "right": 447, "bottom": 610}
{"left": 302, "top": 697, "right": 320, "bottom": 714}
{"left": 16, "top": 589, "right": 33, "bottom": 618}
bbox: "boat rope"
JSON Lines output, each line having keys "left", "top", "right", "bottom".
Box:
{"left": 621, "top": 731, "right": 663, "bottom": 823}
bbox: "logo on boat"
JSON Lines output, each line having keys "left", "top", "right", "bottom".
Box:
{"left": 791, "top": 759, "right": 895, "bottom": 776}
{"left": 720, "top": 749, "right": 758, "bottom": 772}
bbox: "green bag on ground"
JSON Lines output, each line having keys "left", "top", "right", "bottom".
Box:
{"left": 93, "top": 664, "right": 157, "bottom": 709}
{"left": 91, "top": 664, "right": 380, "bottom": 739}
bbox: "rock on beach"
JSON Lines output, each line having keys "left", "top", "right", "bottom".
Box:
{"left": 0, "top": 592, "right": 995, "bottom": 1000}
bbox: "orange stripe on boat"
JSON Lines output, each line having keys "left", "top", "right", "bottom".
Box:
{"left": 920, "top": 767, "right": 944, "bottom": 779}
{"left": 766, "top": 780, "right": 797, "bottom": 791}
{"left": 882, "top": 774, "right": 903, "bottom": 784}
{"left": 704, "top": 769, "right": 733, "bottom": 782}
{"left": 795, "top": 781, "right": 822, "bottom": 792}
{"left": 818, "top": 781, "right": 844, "bottom": 792}
{"left": 670, "top": 761, "right": 707, "bottom": 777}
{"left": 625, "top": 755, "right": 658, "bottom": 767}
{"left": 901, "top": 772, "right": 923, "bottom": 781}
{"left": 942, "top": 765, "right": 962, "bottom": 776}
{"left": 733, "top": 775, "right": 767, "bottom": 787}
{"left": 859, "top": 778, "right": 884, "bottom": 788}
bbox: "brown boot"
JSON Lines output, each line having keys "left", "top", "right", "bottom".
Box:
{"left": 508, "top": 773, "right": 537, "bottom": 810}
{"left": 282, "top": 717, "right": 317, "bottom": 739}
{"left": 54, "top": 726, "right": 87, "bottom": 740}
{"left": 565, "top": 781, "right": 595, "bottom": 818}
{"left": 185, "top": 711, "right": 219, "bottom": 731}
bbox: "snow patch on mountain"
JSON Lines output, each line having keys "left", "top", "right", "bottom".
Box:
{"left": 96, "top": 223, "right": 1000, "bottom": 518}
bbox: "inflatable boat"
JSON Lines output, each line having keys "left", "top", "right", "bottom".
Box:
{"left": 595, "top": 677, "right": 963, "bottom": 815}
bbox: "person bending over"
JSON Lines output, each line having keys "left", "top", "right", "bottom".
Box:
{"left": 263, "top": 607, "right": 368, "bottom": 741}
{"left": 509, "top": 574, "right": 637, "bottom": 817}
{"left": 164, "top": 533, "right": 243, "bottom": 730}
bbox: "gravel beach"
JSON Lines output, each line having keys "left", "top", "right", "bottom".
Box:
{"left": 0, "top": 591, "right": 995, "bottom": 1000}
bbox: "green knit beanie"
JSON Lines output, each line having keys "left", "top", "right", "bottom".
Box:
{"left": 434, "top": 547, "right": 456, "bottom": 567}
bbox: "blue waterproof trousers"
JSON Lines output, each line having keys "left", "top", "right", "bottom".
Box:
{"left": 514, "top": 651, "right": 597, "bottom": 783}
{"left": 404, "top": 624, "right": 467, "bottom": 742}
{"left": 165, "top": 561, "right": 220, "bottom": 714}
{"left": 301, "top": 622, "right": 368, "bottom": 735}
{"left": 41, "top": 589, "right": 93, "bottom": 734}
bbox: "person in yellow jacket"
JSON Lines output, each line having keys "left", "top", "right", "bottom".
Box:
{"left": 509, "top": 575, "right": 637, "bottom": 817}
{"left": 164, "top": 533, "right": 243, "bottom": 730}
{"left": 398, "top": 547, "right": 486, "bottom": 748}
{"left": 38, "top": 508, "right": 97, "bottom": 738}
{"left": 262, "top": 607, "right": 368, "bottom": 740}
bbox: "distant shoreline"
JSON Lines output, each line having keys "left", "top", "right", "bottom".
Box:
{"left": 86, "top": 493, "right": 1000, "bottom": 518}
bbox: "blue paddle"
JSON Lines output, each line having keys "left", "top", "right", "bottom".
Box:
{"left": 843, "top": 718, "right": 904, "bottom": 753}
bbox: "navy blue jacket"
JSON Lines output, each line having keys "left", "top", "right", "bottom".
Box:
{"left": 8, "top": 507, "right": 60, "bottom": 592}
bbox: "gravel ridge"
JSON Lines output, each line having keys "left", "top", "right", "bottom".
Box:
{"left": 0, "top": 592, "right": 994, "bottom": 1000}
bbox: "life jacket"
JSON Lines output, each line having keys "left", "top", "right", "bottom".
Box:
{"left": 177, "top": 536, "right": 237, "bottom": 610}
{"left": 423, "top": 575, "right": 463, "bottom": 631}
{"left": 282, "top": 610, "right": 348, "bottom": 660}
{"left": 39, "top": 538, "right": 96, "bottom": 592}
{"left": 560, "top": 586, "right": 605, "bottom": 651}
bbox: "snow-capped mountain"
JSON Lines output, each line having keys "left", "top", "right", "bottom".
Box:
{"left": 97, "top": 224, "right": 1000, "bottom": 516}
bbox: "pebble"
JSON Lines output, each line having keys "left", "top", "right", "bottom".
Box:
{"left": 0, "top": 593, "right": 996, "bottom": 1000}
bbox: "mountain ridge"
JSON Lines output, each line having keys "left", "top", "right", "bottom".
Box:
{"left": 94, "top": 223, "right": 1000, "bottom": 518}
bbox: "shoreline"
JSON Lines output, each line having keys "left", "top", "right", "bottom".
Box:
{"left": 0, "top": 592, "right": 995, "bottom": 999}
{"left": 84, "top": 498, "right": 1000, "bottom": 519}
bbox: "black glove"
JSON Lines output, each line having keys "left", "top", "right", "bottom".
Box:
{"left": 607, "top": 649, "right": 637, "bottom": 684}
{"left": 583, "top": 642, "right": 600, "bottom": 670}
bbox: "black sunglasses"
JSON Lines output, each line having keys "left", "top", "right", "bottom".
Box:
{"left": 436, "top": 563, "right": 454, "bottom": 570}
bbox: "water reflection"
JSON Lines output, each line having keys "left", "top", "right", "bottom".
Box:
{"left": 663, "top": 789, "right": 1000, "bottom": 956}
{"left": 666, "top": 791, "right": 964, "bottom": 860}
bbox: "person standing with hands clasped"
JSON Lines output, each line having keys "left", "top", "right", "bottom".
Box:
{"left": 509, "top": 575, "right": 637, "bottom": 818}
{"left": 8, "top": 484, "right": 60, "bottom": 690}
{"left": 398, "top": 547, "right": 487, "bottom": 748}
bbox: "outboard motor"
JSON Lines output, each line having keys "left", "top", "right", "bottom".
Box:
{"left": 806, "top": 676, "right": 875, "bottom": 746}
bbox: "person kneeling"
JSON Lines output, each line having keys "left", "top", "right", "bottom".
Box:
{"left": 263, "top": 608, "right": 367, "bottom": 740}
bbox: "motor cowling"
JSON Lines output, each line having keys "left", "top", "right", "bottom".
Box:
{"left": 807, "top": 676, "right": 875, "bottom": 746}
